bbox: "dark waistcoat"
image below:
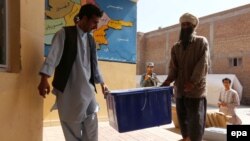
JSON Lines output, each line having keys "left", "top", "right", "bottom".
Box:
{"left": 52, "top": 26, "right": 96, "bottom": 93}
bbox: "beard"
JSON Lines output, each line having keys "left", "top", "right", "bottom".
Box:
{"left": 179, "top": 27, "right": 194, "bottom": 49}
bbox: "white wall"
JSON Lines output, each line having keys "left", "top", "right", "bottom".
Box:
{"left": 136, "top": 74, "right": 243, "bottom": 106}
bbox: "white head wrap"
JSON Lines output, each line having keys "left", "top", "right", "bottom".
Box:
{"left": 179, "top": 13, "right": 199, "bottom": 28}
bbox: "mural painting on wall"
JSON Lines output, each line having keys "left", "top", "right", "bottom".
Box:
{"left": 45, "top": 0, "right": 137, "bottom": 63}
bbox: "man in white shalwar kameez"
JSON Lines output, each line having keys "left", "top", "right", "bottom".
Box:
{"left": 38, "top": 4, "right": 108, "bottom": 141}
{"left": 218, "top": 78, "right": 242, "bottom": 125}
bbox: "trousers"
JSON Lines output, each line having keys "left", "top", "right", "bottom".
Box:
{"left": 60, "top": 99, "right": 98, "bottom": 141}
{"left": 176, "top": 97, "right": 207, "bottom": 141}
{"left": 61, "top": 113, "right": 98, "bottom": 141}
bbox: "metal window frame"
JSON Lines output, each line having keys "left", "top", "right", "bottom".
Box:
{"left": 228, "top": 57, "right": 243, "bottom": 67}
{"left": 0, "top": 0, "right": 8, "bottom": 69}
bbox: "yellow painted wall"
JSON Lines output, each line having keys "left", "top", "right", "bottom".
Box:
{"left": 97, "top": 62, "right": 136, "bottom": 120}
{"left": 0, "top": 0, "right": 44, "bottom": 141}
{"left": 0, "top": 0, "right": 136, "bottom": 140}
{"left": 43, "top": 61, "right": 136, "bottom": 124}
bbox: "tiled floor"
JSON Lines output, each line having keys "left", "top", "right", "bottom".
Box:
{"left": 43, "top": 122, "right": 182, "bottom": 141}
{"left": 43, "top": 106, "right": 250, "bottom": 141}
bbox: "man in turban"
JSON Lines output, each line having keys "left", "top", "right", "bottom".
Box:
{"left": 162, "top": 13, "right": 210, "bottom": 141}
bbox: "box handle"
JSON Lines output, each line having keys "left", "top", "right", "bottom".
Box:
{"left": 140, "top": 92, "right": 148, "bottom": 111}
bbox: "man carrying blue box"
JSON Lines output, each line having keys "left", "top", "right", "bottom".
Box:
{"left": 162, "top": 13, "right": 211, "bottom": 141}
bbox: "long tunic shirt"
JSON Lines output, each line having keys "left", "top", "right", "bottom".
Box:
{"left": 167, "top": 35, "right": 210, "bottom": 98}
{"left": 40, "top": 26, "right": 104, "bottom": 122}
{"left": 219, "top": 88, "right": 240, "bottom": 116}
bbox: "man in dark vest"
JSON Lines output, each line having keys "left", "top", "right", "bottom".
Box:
{"left": 38, "top": 4, "right": 108, "bottom": 141}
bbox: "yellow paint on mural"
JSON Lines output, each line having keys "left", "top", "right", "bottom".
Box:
{"left": 95, "top": 25, "right": 109, "bottom": 35}
{"left": 108, "top": 20, "right": 133, "bottom": 30}
{"left": 93, "top": 25, "right": 109, "bottom": 45}
{"left": 108, "top": 20, "right": 122, "bottom": 30}
{"left": 120, "top": 20, "right": 133, "bottom": 27}
{"left": 93, "top": 20, "right": 133, "bottom": 45}
{"left": 94, "top": 36, "right": 108, "bottom": 45}
{"left": 45, "top": 0, "right": 74, "bottom": 19}
{"left": 45, "top": 19, "right": 66, "bottom": 35}
{"left": 65, "top": 4, "right": 81, "bottom": 26}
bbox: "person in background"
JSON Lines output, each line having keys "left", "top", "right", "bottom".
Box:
{"left": 161, "top": 13, "right": 210, "bottom": 141}
{"left": 38, "top": 4, "right": 108, "bottom": 141}
{"left": 218, "top": 77, "right": 242, "bottom": 125}
{"left": 140, "top": 62, "right": 160, "bottom": 87}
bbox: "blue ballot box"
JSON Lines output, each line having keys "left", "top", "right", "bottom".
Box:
{"left": 106, "top": 86, "right": 172, "bottom": 133}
